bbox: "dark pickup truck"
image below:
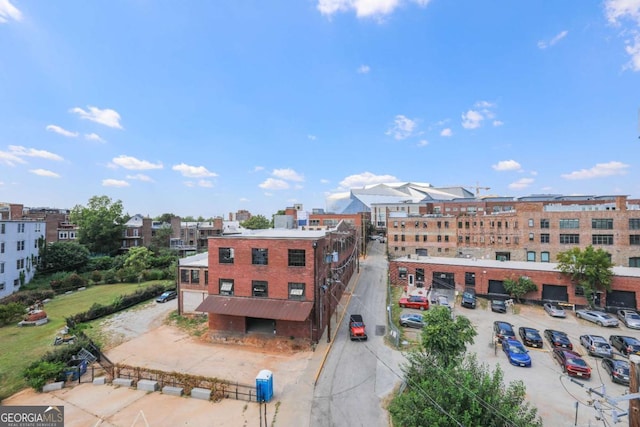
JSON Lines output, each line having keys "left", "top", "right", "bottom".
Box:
{"left": 349, "top": 314, "right": 367, "bottom": 341}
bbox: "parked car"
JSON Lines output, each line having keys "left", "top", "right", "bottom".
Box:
{"left": 552, "top": 348, "right": 591, "bottom": 379}
{"left": 461, "top": 288, "right": 476, "bottom": 309}
{"left": 544, "top": 329, "right": 573, "bottom": 350}
{"left": 399, "top": 313, "right": 424, "bottom": 329}
{"left": 609, "top": 335, "right": 640, "bottom": 356}
{"left": 156, "top": 291, "right": 177, "bottom": 303}
{"left": 398, "top": 295, "right": 429, "bottom": 311}
{"left": 579, "top": 334, "right": 613, "bottom": 358}
{"left": 543, "top": 303, "right": 566, "bottom": 318}
{"left": 501, "top": 338, "right": 532, "bottom": 367}
{"left": 436, "top": 295, "right": 451, "bottom": 309}
{"left": 518, "top": 327, "right": 543, "bottom": 348}
{"left": 576, "top": 310, "right": 619, "bottom": 327}
{"left": 491, "top": 299, "right": 507, "bottom": 313}
{"left": 493, "top": 321, "right": 516, "bottom": 343}
{"left": 617, "top": 309, "right": 640, "bottom": 329}
{"left": 601, "top": 358, "right": 630, "bottom": 385}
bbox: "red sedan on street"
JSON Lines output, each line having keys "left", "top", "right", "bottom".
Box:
{"left": 553, "top": 348, "right": 591, "bottom": 379}
{"left": 398, "top": 295, "right": 429, "bottom": 310}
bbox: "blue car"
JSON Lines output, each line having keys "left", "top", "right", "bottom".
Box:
{"left": 502, "top": 338, "right": 532, "bottom": 367}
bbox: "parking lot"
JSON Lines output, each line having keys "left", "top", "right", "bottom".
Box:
{"left": 398, "top": 293, "right": 638, "bottom": 426}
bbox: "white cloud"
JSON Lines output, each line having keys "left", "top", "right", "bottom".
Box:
{"left": 29, "top": 169, "right": 60, "bottom": 178}
{"left": 624, "top": 34, "right": 640, "bottom": 71}
{"left": 0, "top": 0, "right": 22, "bottom": 23}
{"left": 9, "top": 145, "right": 63, "bottom": 161}
{"left": 253, "top": 166, "right": 265, "bottom": 172}
{"left": 259, "top": 178, "right": 290, "bottom": 190}
{"left": 440, "top": 128, "right": 452, "bottom": 137}
{"left": 198, "top": 180, "right": 213, "bottom": 188}
{"left": 70, "top": 105, "right": 123, "bottom": 129}
{"left": 537, "top": 30, "right": 569, "bottom": 49}
{"left": 111, "top": 155, "right": 162, "bottom": 170}
{"left": 492, "top": 160, "right": 522, "bottom": 172}
{"left": 317, "top": 0, "right": 430, "bottom": 18}
{"left": 320, "top": 178, "right": 330, "bottom": 184}
{"left": 46, "top": 125, "right": 78, "bottom": 138}
{"left": 605, "top": 0, "right": 640, "bottom": 25}
{"left": 508, "top": 178, "right": 534, "bottom": 190}
{"left": 307, "top": 135, "right": 317, "bottom": 141}
{"left": 561, "top": 161, "right": 630, "bottom": 180}
{"left": 172, "top": 163, "right": 217, "bottom": 178}
{"left": 272, "top": 168, "right": 305, "bottom": 182}
{"left": 102, "top": 179, "right": 130, "bottom": 187}
{"left": 461, "top": 110, "right": 484, "bottom": 129}
{"left": 493, "top": 120, "right": 504, "bottom": 127}
{"left": 85, "top": 133, "right": 105, "bottom": 143}
{"left": 126, "top": 174, "right": 154, "bottom": 182}
{"left": 417, "top": 139, "right": 428, "bottom": 147}
{"left": 338, "top": 171, "right": 399, "bottom": 189}
{"left": 0, "top": 150, "right": 27, "bottom": 166}
{"left": 386, "top": 114, "right": 417, "bottom": 140}
{"left": 357, "top": 64, "right": 371, "bottom": 74}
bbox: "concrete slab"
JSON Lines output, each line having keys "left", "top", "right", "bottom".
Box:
{"left": 137, "top": 380, "right": 158, "bottom": 392}
{"left": 190, "top": 387, "right": 211, "bottom": 400}
{"left": 113, "top": 378, "right": 133, "bottom": 387}
{"left": 162, "top": 385, "right": 183, "bottom": 396}
{"left": 42, "top": 381, "right": 63, "bottom": 392}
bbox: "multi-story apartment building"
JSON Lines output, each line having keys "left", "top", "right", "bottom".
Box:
{"left": 384, "top": 195, "right": 640, "bottom": 267}
{"left": 121, "top": 214, "right": 183, "bottom": 252}
{"left": 0, "top": 219, "right": 45, "bottom": 299}
{"left": 193, "top": 221, "right": 358, "bottom": 343}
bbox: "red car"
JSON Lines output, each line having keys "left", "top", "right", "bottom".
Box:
{"left": 553, "top": 348, "right": 591, "bottom": 379}
{"left": 399, "top": 295, "right": 429, "bottom": 310}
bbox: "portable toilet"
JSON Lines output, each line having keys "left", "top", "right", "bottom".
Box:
{"left": 255, "top": 369, "right": 273, "bottom": 402}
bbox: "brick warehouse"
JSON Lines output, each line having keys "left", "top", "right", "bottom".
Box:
{"left": 389, "top": 255, "right": 640, "bottom": 310}
{"left": 195, "top": 221, "right": 359, "bottom": 343}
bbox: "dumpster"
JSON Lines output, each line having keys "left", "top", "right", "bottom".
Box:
{"left": 255, "top": 369, "right": 273, "bottom": 402}
{"left": 64, "top": 358, "right": 88, "bottom": 381}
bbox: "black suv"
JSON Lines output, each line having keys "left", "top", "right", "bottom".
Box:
{"left": 461, "top": 288, "right": 476, "bottom": 309}
{"left": 493, "top": 321, "right": 516, "bottom": 343}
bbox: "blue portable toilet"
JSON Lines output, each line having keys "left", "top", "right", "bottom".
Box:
{"left": 255, "top": 369, "right": 273, "bottom": 402}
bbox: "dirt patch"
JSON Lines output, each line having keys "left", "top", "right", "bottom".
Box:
{"left": 205, "top": 332, "right": 313, "bottom": 353}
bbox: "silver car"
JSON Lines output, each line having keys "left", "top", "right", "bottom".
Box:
{"left": 400, "top": 313, "right": 425, "bottom": 329}
{"left": 543, "top": 303, "right": 566, "bottom": 318}
{"left": 576, "top": 310, "right": 619, "bottom": 327}
{"left": 579, "top": 334, "right": 613, "bottom": 358}
{"left": 617, "top": 309, "right": 640, "bottom": 329}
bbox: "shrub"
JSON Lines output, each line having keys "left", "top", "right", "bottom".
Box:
{"left": 23, "top": 361, "right": 66, "bottom": 391}
{"left": 103, "top": 269, "right": 118, "bottom": 284}
{"left": 0, "top": 289, "right": 54, "bottom": 306}
{"left": 0, "top": 302, "right": 27, "bottom": 326}
{"left": 90, "top": 270, "right": 103, "bottom": 283}
{"left": 141, "top": 269, "right": 165, "bottom": 281}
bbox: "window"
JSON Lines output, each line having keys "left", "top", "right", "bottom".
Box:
{"left": 0, "top": 224, "right": 4, "bottom": 233}
{"left": 13, "top": 279, "right": 19, "bottom": 287}
{"left": 288, "top": 283, "right": 305, "bottom": 300}
{"left": 444, "top": 236, "right": 449, "bottom": 242}
{"left": 252, "top": 281, "right": 268, "bottom": 298}
{"left": 540, "top": 233, "right": 550, "bottom": 243}
{"left": 540, "top": 219, "right": 549, "bottom": 229}
{"left": 414, "top": 234, "right": 419, "bottom": 242}
{"left": 252, "top": 248, "right": 268, "bottom": 265}
{"left": 630, "top": 235, "right": 640, "bottom": 245}
{"left": 393, "top": 235, "right": 398, "bottom": 242}
{"left": 393, "top": 221, "right": 398, "bottom": 228}
{"left": 527, "top": 251, "right": 536, "bottom": 262}
{"left": 204, "top": 270, "right": 208, "bottom": 285}
{"left": 0, "top": 263, "right": 3, "bottom": 273}
{"left": 528, "top": 233, "right": 534, "bottom": 241}
{"left": 0, "top": 283, "right": 4, "bottom": 291}
{"left": 464, "top": 272, "right": 476, "bottom": 287}
{"left": 630, "top": 219, "right": 640, "bottom": 230}
{"left": 180, "top": 269, "right": 189, "bottom": 283}
{"left": 398, "top": 267, "right": 407, "bottom": 279}
{"left": 416, "top": 268, "right": 425, "bottom": 283}
{"left": 541, "top": 252, "right": 550, "bottom": 262}
{"left": 190, "top": 270, "right": 200, "bottom": 283}
{"left": 575, "top": 286, "right": 585, "bottom": 296}
{"left": 219, "top": 247, "right": 234, "bottom": 264}
{"left": 559, "top": 234, "right": 580, "bottom": 244}
{"left": 400, "top": 221, "right": 405, "bottom": 228}
{"left": 630, "top": 257, "right": 640, "bottom": 268}
{"left": 401, "top": 235, "right": 405, "bottom": 242}
{"left": 34, "top": 239, "right": 38, "bottom": 248}
{"left": 437, "top": 235, "right": 442, "bottom": 242}
{"left": 592, "top": 234, "right": 613, "bottom": 245}
{"left": 288, "top": 249, "right": 306, "bottom": 267}
{"left": 437, "top": 221, "right": 442, "bottom": 228}
{"left": 528, "top": 219, "right": 534, "bottom": 227}
{"left": 423, "top": 235, "right": 428, "bottom": 242}
{"left": 592, "top": 219, "right": 613, "bottom": 229}
{"left": 559, "top": 219, "right": 579, "bottom": 229}
{"left": 220, "top": 279, "right": 234, "bottom": 296}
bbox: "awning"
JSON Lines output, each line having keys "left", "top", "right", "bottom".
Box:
{"left": 195, "top": 296, "right": 314, "bottom": 322}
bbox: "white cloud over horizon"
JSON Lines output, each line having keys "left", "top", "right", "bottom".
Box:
{"left": 102, "top": 179, "right": 130, "bottom": 187}
{"left": 8, "top": 145, "right": 63, "bottom": 162}
{"left": 46, "top": 125, "right": 78, "bottom": 138}
{"left": 492, "top": 160, "right": 522, "bottom": 171}
{"left": 85, "top": 133, "right": 105, "bottom": 143}
{"left": 272, "top": 168, "right": 305, "bottom": 182}
{"left": 259, "top": 178, "right": 290, "bottom": 190}
{"left": 0, "top": 0, "right": 22, "bottom": 23}
{"left": 29, "top": 169, "right": 60, "bottom": 178}
{"left": 111, "top": 155, "right": 162, "bottom": 170}
{"left": 386, "top": 114, "right": 417, "bottom": 140}
{"left": 338, "top": 171, "right": 399, "bottom": 190}
{"left": 508, "top": 178, "right": 534, "bottom": 190}
{"left": 561, "top": 161, "right": 630, "bottom": 180}
{"left": 172, "top": 163, "right": 218, "bottom": 178}
{"left": 317, "top": 0, "right": 431, "bottom": 18}
{"left": 537, "top": 30, "right": 569, "bottom": 49}
{"left": 70, "top": 106, "right": 123, "bottom": 129}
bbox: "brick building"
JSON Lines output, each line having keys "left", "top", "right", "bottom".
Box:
{"left": 194, "top": 221, "right": 358, "bottom": 343}
{"left": 384, "top": 195, "right": 640, "bottom": 267}
{"left": 389, "top": 256, "right": 640, "bottom": 310}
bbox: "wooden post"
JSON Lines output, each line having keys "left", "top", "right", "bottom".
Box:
{"left": 630, "top": 354, "right": 640, "bottom": 427}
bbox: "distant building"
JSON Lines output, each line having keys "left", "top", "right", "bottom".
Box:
{"left": 0, "top": 218, "right": 45, "bottom": 299}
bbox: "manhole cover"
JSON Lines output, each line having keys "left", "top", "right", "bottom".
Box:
{"left": 375, "top": 325, "right": 386, "bottom": 336}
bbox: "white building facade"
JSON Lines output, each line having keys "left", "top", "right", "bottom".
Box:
{"left": 0, "top": 220, "right": 45, "bottom": 299}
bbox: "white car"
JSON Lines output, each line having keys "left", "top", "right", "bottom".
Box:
{"left": 575, "top": 310, "right": 619, "bottom": 327}
{"left": 543, "top": 303, "right": 566, "bottom": 318}
{"left": 617, "top": 309, "right": 640, "bottom": 329}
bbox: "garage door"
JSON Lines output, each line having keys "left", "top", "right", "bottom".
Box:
{"left": 488, "top": 280, "right": 508, "bottom": 295}
{"left": 432, "top": 272, "right": 455, "bottom": 289}
{"left": 182, "top": 290, "right": 208, "bottom": 313}
{"left": 606, "top": 290, "right": 636, "bottom": 310}
{"left": 542, "top": 285, "right": 568, "bottom": 302}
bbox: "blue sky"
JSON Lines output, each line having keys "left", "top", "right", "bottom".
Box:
{"left": 1, "top": 1, "right": 640, "bottom": 219}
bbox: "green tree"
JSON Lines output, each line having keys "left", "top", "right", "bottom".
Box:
{"left": 556, "top": 245, "right": 613, "bottom": 308}
{"left": 150, "top": 226, "right": 173, "bottom": 251}
{"left": 70, "top": 195, "right": 126, "bottom": 255}
{"left": 503, "top": 275, "right": 537, "bottom": 303}
{"left": 123, "top": 247, "right": 152, "bottom": 273}
{"left": 241, "top": 215, "right": 271, "bottom": 230}
{"left": 155, "top": 213, "right": 177, "bottom": 223}
{"left": 40, "top": 242, "right": 90, "bottom": 273}
{"left": 419, "top": 306, "right": 477, "bottom": 368}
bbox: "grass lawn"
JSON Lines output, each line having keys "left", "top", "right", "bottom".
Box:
{"left": 0, "top": 281, "right": 169, "bottom": 401}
